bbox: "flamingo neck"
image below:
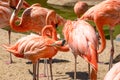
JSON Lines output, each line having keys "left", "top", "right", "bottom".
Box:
{"left": 56, "top": 44, "right": 69, "bottom": 52}
{"left": 42, "top": 25, "right": 58, "bottom": 40}
{"left": 10, "top": 0, "right": 29, "bottom": 32}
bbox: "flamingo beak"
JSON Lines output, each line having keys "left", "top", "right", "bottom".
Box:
{"left": 61, "top": 40, "right": 66, "bottom": 46}
{"left": 10, "top": 6, "right": 16, "bottom": 9}
{"left": 50, "top": 39, "right": 66, "bottom": 47}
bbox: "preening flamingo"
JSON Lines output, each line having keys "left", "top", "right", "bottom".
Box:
{"left": 10, "top": 0, "right": 66, "bottom": 76}
{"left": 81, "top": 0, "right": 120, "bottom": 69}
{"left": 62, "top": 19, "right": 98, "bottom": 80}
{"left": 104, "top": 61, "right": 120, "bottom": 80}
{"left": 3, "top": 25, "right": 69, "bottom": 80}
{"left": 74, "top": 1, "right": 88, "bottom": 18}
{"left": 10, "top": 0, "right": 66, "bottom": 34}
{"left": 0, "top": 0, "right": 29, "bottom": 63}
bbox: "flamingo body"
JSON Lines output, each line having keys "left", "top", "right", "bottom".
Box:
{"left": 0, "top": 0, "right": 29, "bottom": 63}
{"left": 81, "top": 0, "right": 120, "bottom": 69}
{"left": 10, "top": 1, "right": 66, "bottom": 33}
{"left": 81, "top": 0, "right": 120, "bottom": 53}
{"left": 3, "top": 25, "right": 69, "bottom": 80}
{"left": 104, "top": 61, "right": 120, "bottom": 80}
{"left": 0, "top": 0, "right": 29, "bottom": 28}
{"left": 0, "top": 1, "right": 11, "bottom": 28}
{"left": 4, "top": 34, "right": 58, "bottom": 62}
{"left": 63, "top": 19, "right": 98, "bottom": 80}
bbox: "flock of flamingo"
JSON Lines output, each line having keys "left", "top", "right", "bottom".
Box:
{"left": 1, "top": 0, "right": 120, "bottom": 80}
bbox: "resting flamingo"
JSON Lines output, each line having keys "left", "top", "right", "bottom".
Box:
{"left": 104, "top": 61, "right": 120, "bottom": 80}
{"left": 3, "top": 25, "right": 69, "bottom": 80}
{"left": 0, "top": 0, "right": 29, "bottom": 63}
{"left": 81, "top": 0, "right": 120, "bottom": 69}
{"left": 9, "top": 0, "right": 66, "bottom": 34}
{"left": 62, "top": 19, "right": 98, "bottom": 80}
{"left": 74, "top": 1, "right": 88, "bottom": 18}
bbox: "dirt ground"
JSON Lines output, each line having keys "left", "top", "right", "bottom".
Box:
{"left": 0, "top": 28, "right": 120, "bottom": 80}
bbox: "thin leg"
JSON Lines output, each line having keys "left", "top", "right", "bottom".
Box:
{"left": 44, "top": 59, "right": 48, "bottom": 77}
{"left": 88, "top": 63, "right": 90, "bottom": 79}
{"left": 33, "top": 63, "right": 37, "bottom": 80}
{"left": 36, "top": 60, "right": 39, "bottom": 80}
{"left": 109, "top": 29, "right": 114, "bottom": 70}
{"left": 49, "top": 58, "right": 53, "bottom": 80}
{"left": 74, "top": 55, "right": 77, "bottom": 80}
{"left": 8, "top": 29, "right": 13, "bottom": 63}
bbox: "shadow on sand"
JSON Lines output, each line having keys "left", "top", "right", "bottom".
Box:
{"left": 26, "top": 58, "right": 70, "bottom": 64}
{"left": 66, "top": 71, "right": 89, "bottom": 80}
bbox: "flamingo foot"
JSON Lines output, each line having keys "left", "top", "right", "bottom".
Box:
{"left": 39, "top": 73, "right": 47, "bottom": 77}
{"left": 5, "top": 61, "right": 14, "bottom": 64}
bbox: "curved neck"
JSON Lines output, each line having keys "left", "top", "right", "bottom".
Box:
{"left": 10, "top": 0, "right": 28, "bottom": 32}
{"left": 96, "top": 23, "right": 106, "bottom": 54}
{"left": 46, "top": 10, "right": 56, "bottom": 27}
{"left": 42, "top": 25, "right": 58, "bottom": 40}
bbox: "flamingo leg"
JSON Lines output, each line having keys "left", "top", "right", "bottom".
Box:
{"left": 88, "top": 63, "right": 90, "bottom": 79}
{"left": 109, "top": 29, "right": 114, "bottom": 70}
{"left": 8, "top": 29, "right": 13, "bottom": 63}
{"left": 36, "top": 60, "right": 39, "bottom": 80}
{"left": 44, "top": 59, "right": 48, "bottom": 77}
{"left": 74, "top": 55, "right": 77, "bottom": 80}
{"left": 33, "top": 62, "right": 37, "bottom": 80}
{"left": 49, "top": 58, "right": 53, "bottom": 80}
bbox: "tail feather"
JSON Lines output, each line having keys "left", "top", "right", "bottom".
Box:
{"left": 2, "top": 44, "right": 24, "bottom": 58}
{"left": 82, "top": 42, "right": 98, "bottom": 80}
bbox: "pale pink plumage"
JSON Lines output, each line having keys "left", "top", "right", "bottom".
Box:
{"left": 10, "top": 0, "right": 66, "bottom": 34}
{"left": 0, "top": 0, "right": 29, "bottom": 63}
{"left": 63, "top": 19, "right": 98, "bottom": 80}
{"left": 104, "top": 61, "right": 120, "bottom": 80}
{"left": 81, "top": 0, "right": 120, "bottom": 69}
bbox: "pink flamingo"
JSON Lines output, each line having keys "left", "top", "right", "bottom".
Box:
{"left": 62, "top": 19, "right": 98, "bottom": 80}
{"left": 81, "top": 0, "right": 120, "bottom": 69}
{"left": 0, "top": 0, "right": 29, "bottom": 63}
{"left": 74, "top": 1, "right": 88, "bottom": 18}
{"left": 104, "top": 61, "right": 120, "bottom": 80}
{"left": 9, "top": 0, "right": 66, "bottom": 34}
{"left": 3, "top": 25, "right": 69, "bottom": 80}
{"left": 10, "top": 0, "right": 66, "bottom": 76}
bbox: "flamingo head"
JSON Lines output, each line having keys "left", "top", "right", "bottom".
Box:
{"left": 9, "top": 0, "right": 30, "bottom": 9}
{"left": 56, "top": 14, "right": 66, "bottom": 27}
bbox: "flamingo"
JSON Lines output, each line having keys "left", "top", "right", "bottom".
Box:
{"left": 74, "top": 1, "right": 88, "bottom": 18}
{"left": 81, "top": 0, "right": 120, "bottom": 69}
{"left": 0, "top": 0, "right": 29, "bottom": 63}
{"left": 10, "top": 0, "right": 66, "bottom": 77}
{"left": 9, "top": 0, "right": 66, "bottom": 34}
{"left": 61, "top": 19, "right": 98, "bottom": 80}
{"left": 104, "top": 61, "right": 120, "bottom": 80}
{"left": 3, "top": 25, "right": 69, "bottom": 80}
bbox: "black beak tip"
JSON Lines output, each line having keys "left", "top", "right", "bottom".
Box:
{"left": 61, "top": 40, "right": 66, "bottom": 46}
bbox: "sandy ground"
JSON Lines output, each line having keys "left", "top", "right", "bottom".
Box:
{"left": 0, "top": 28, "right": 120, "bottom": 80}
